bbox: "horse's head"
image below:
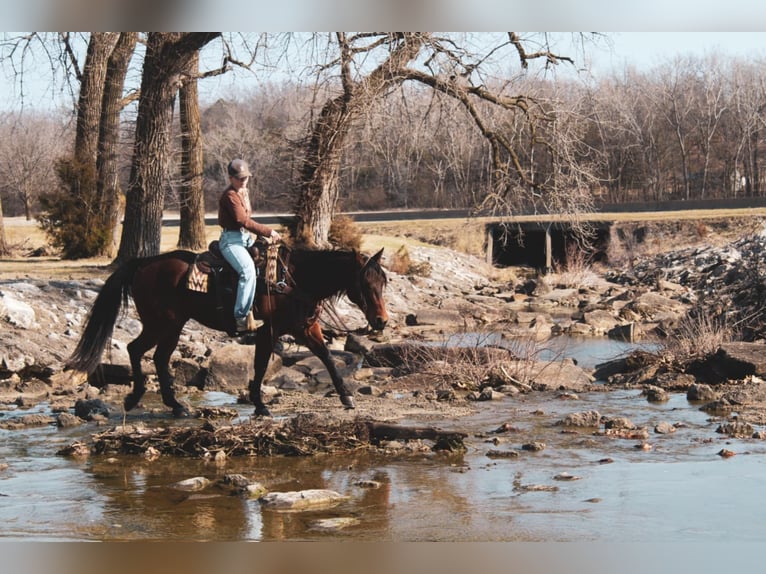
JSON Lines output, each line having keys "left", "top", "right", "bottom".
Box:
{"left": 347, "top": 248, "right": 388, "bottom": 331}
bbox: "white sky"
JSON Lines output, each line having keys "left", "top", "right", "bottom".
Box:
{"left": 4, "top": 0, "right": 766, "bottom": 112}
{"left": 592, "top": 32, "right": 766, "bottom": 73}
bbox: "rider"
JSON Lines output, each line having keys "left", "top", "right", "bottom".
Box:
{"left": 218, "top": 158, "right": 281, "bottom": 334}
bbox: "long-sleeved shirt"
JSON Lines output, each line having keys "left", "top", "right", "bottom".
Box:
{"left": 218, "top": 185, "right": 273, "bottom": 237}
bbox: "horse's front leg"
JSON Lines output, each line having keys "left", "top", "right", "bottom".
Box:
{"left": 303, "top": 321, "right": 355, "bottom": 410}
{"left": 250, "top": 324, "right": 275, "bottom": 417}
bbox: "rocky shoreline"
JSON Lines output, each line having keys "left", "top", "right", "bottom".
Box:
{"left": 3, "top": 231, "right": 766, "bottom": 446}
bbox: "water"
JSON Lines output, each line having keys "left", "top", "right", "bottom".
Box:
{"left": 1, "top": 338, "right": 764, "bottom": 542}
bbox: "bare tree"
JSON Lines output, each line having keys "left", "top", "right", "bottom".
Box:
{"left": 116, "top": 33, "right": 220, "bottom": 262}
{"left": 289, "top": 32, "right": 594, "bottom": 246}
{"left": 0, "top": 113, "right": 67, "bottom": 219}
{"left": 694, "top": 58, "right": 728, "bottom": 198}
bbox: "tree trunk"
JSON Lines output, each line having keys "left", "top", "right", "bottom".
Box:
{"left": 177, "top": 51, "right": 207, "bottom": 251}
{"left": 0, "top": 197, "right": 8, "bottom": 256}
{"left": 116, "top": 33, "right": 220, "bottom": 263}
{"left": 75, "top": 33, "right": 118, "bottom": 167}
{"left": 293, "top": 96, "right": 352, "bottom": 247}
{"left": 96, "top": 32, "right": 137, "bottom": 257}
{"left": 293, "top": 33, "right": 426, "bottom": 247}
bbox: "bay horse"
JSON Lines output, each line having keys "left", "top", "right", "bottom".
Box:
{"left": 66, "top": 245, "right": 388, "bottom": 417}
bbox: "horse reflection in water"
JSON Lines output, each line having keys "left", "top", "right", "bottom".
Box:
{"left": 66, "top": 245, "right": 388, "bottom": 417}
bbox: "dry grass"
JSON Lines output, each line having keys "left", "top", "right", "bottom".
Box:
{"left": 3, "top": 208, "right": 765, "bottom": 281}
{"left": 662, "top": 306, "right": 736, "bottom": 359}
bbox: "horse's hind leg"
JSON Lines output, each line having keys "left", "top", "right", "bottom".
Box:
{"left": 154, "top": 325, "right": 189, "bottom": 417}
{"left": 125, "top": 330, "right": 157, "bottom": 412}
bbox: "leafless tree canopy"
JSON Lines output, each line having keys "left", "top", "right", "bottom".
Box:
{"left": 4, "top": 33, "right": 766, "bottom": 256}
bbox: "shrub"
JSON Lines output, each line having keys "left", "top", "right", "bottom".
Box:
{"left": 664, "top": 304, "right": 735, "bottom": 359}
{"left": 388, "top": 244, "right": 432, "bottom": 277}
{"left": 328, "top": 214, "right": 362, "bottom": 251}
{"left": 38, "top": 157, "right": 111, "bottom": 259}
{"left": 388, "top": 245, "right": 412, "bottom": 274}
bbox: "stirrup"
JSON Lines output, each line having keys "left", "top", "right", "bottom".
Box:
{"left": 234, "top": 312, "right": 262, "bottom": 335}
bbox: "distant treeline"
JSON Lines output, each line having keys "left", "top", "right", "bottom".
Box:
{"left": 3, "top": 52, "right": 766, "bottom": 218}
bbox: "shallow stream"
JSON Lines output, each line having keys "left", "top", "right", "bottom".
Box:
{"left": 2, "top": 337, "right": 765, "bottom": 542}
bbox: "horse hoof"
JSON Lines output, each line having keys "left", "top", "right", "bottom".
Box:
{"left": 254, "top": 405, "right": 272, "bottom": 417}
{"left": 341, "top": 395, "right": 356, "bottom": 410}
{"left": 172, "top": 405, "right": 191, "bottom": 418}
{"left": 124, "top": 395, "right": 140, "bottom": 412}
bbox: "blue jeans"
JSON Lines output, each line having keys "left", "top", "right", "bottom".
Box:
{"left": 219, "top": 229, "right": 256, "bottom": 320}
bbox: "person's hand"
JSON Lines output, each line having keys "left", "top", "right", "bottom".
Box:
{"left": 270, "top": 229, "right": 282, "bottom": 243}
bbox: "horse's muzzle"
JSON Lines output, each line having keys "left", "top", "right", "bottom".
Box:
{"left": 371, "top": 316, "right": 387, "bottom": 331}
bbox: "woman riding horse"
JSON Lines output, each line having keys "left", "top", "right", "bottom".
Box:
{"left": 66, "top": 245, "right": 388, "bottom": 417}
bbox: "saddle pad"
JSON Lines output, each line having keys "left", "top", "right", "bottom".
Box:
{"left": 187, "top": 262, "right": 209, "bottom": 293}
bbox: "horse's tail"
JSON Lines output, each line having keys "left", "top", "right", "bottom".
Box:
{"left": 65, "top": 259, "right": 141, "bottom": 374}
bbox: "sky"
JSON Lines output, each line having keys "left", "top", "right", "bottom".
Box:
{"left": 6, "top": 31, "right": 766, "bottom": 113}
{"left": 4, "top": 1, "right": 766, "bottom": 112}
{"left": 593, "top": 32, "right": 766, "bottom": 73}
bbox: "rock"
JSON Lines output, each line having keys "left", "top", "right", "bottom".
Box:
{"left": 526, "top": 360, "right": 595, "bottom": 392}
{"left": 626, "top": 292, "right": 687, "bottom": 323}
{"left": 0, "top": 413, "right": 54, "bottom": 429}
{"left": 357, "top": 384, "right": 383, "bottom": 396}
{"left": 643, "top": 385, "right": 669, "bottom": 402}
{"left": 403, "top": 309, "right": 464, "bottom": 327}
{"left": 555, "top": 410, "right": 601, "bottom": 427}
{"left": 205, "top": 344, "right": 256, "bottom": 390}
{"left": 486, "top": 449, "right": 519, "bottom": 458}
{"left": 344, "top": 333, "right": 376, "bottom": 354}
{"left": 477, "top": 388, "right": 504, "bottom": 401}
{"left": 654, "top": 422, "right": 676, "bottom": 434}
{"left": 716, "top": 421, "right": 755, "bottom": 437}
{"left": 603, "top": 417, "right": 636, "bottom": 430}
{"left": 1, "top": 348, "right": 40, "bottom": 376}
{"left": 582, "top": 309, "right": 621, "bottom": 335}
{"left": 169, "top": 477, "right": 211, "bottom": 491}
{"left": 553, "top": 472, "right": 581, "bottom": 481}
{"left": 259, "top": 489, "right": 349, "bottom": 511}
{"left": 57, "top": 412, "right": 84, "bottom": 428}
{"left": 171, "top": 358, "right": 203, "bottom": 387}
{"left": 206, "top": 345, "right": 282, "bottom": 390}
{"left": 687, "top": 383, "right": 717, "bottom": 402}
{"left": 269, "top": 367, "right": 308, "bottom": 390}
{"left": 74, "top": 398, "right": 110, "bottom": 420}
{"left": 0, "top": 292, "right": 36, "bottom": 328}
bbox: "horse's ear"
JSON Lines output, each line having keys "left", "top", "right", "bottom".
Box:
{"left": 370, "top": 248, "right": 384, "bottom": 264}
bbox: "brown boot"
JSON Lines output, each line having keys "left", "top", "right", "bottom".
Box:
{"left": 246, "top": 311, "right": 263, "bottom": 331}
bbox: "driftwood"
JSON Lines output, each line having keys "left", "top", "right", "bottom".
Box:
{"left": 57, "top": 414, "right": 467, "bottom": 458}
{"left": 364, "top": 421, "right": 467, "bottom": 451}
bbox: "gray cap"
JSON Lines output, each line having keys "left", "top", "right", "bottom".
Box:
{"left": 227, "top": 158, "right": 252, "bottom": 178}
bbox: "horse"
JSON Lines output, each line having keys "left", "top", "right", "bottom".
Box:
{"left": 65, "top": 244, "right": 388, "bottom": 417}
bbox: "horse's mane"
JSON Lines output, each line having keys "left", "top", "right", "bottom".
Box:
{"left": 288, "top": 247, "right": 387, "bottom": 302}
